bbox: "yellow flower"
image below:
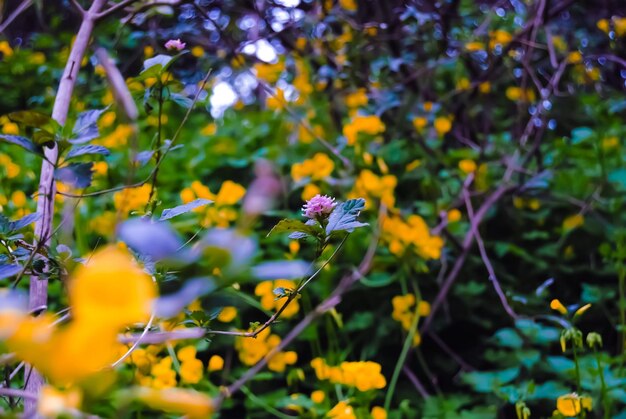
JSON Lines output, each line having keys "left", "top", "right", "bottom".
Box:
{"left": 505, "top": 87, "right": 536, "bottom": 102}
{"left": 133, "top": 387, "right": 214, "bottom": 419}
{"left": 11, "top": 190, "right": 27, "bottom": 208}
{"left": 201, "top": 122, "right": 217, "bottom": 136}
{"left": 266, "top": 88, "right": 287, "bottom": 110}
{"left": 69, "top": 246, "right": 156, "bottom": 328}
{"left": 311, "top": 390, "right": 325, "bottom": 404}
{"left": 302, "top": 183, "right": 321, "bottom": 201}
{"left": 458, "top": 159, "right": 477, "bottom": 174}
{"left": 191, "top": 46, "right": 204, "bottom": 57}
{"left": 255, "top": 279, "right": 299, "bottom": 318}
{"left": 254, "top": 60, "right": 285, "bottom": 83}
{"left": 151, "top": 357, "right": 177, "bottom": 389}
{"left": 177, "top": 346, "right": 197, "bottom": 363}
{"left": 465, "top": 41, "right": 485, "bottom": 52}
{"left": 0, "top": 154, "right": 20, "bottom": 178}
{"left": 345, "top": 89, "right": 368, "bottom": 108}
{"left": 92, "top": 161, "right": 108, "bottom": 177}
{"left": 556, "top": 393, "right": 592, "bottom": 417}
{"left": 550, "top": 299, "right": 568, "bottom": 315}
{"left": 489, "top": 29, "right": 513, "bottom": 49}
{"left": 562, "top": 214, "right": 584, "bottom": 231}
{"left": 478, "top": 82, "right": 491, "bottom": 93}
{"left": 382, "top": 214, "right": 443, "bottom": 259}
{"left": 89, "top": 212, "right": 117, "bottom": 236}
{"left": 311, "top": 358, "right": 386, "bottom": 391}
{"left": 215, "top": 180, "right": 246, "bottom": 206}
{"left": 597, "top": 19, "right": 610, "bottom": 34}
{"left": 327, "top": 401, "right": 356, "bottom": 419}
{"left": 343, "top": 115, "right": 385, "bottom": 145}
{"left": 267, "top": 350, "right": 298, "bottom": 372}
{"left": 180, "top": 358, "right": 203, "bottom": 384}
{"left": 339, "top": 0, "right": 357, "bottom": 11}
{"left": 291, "top": 153, "right": 335, "bottom": 182}
{"left": 0, "top": 41, "right": 14, "bottom": 57}
{"left": 371, "top": 406, "right": 387, "bottom": 419}
{"left": 113, "top": 184, "right": 151, "bottom": 215}
{"left": 208, "top": 355, "right": 224, "bottom": 372}
{"left": 217, "top": 306, "right": 237, "bottom": 322}
{"left": 412, "top": 116, "right": 427, "bottom": 132}
{"left": 350, "top": 170, "right": 396, "bottom": 209}
{"left": 447, "top": 209, "right": 462, "bottom": 223}
{"left": 434, "top": 116, "right": 452, "bottom": 136}
{"left": 2, "top": 122, "right": 19, "bottom": 135}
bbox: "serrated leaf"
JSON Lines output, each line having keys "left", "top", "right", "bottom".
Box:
{"left": 0, "top": 135, "right": 43, "bottom": 155}
{"left": 54, "top": 162, "right": 93, "bottom": 188}
{"left": 10, "top": 213, "right": 41, "bottom": 231}
{"left": 325, "top": 198, "right": 368, "bottom": 235}
{"left": 65, "top": 145, "right": 110, "bottom": 160}
{"left": 0, "top": 264, "right": 22, "bottom": 280}
{"left": 267, "top": 219, "right": 321, "bottom": 238}
{"left": 71, "top": 109, "right": 105, "bottom": 144}
{"left": 159, "top": 198, "right": 213, "bottom": 221}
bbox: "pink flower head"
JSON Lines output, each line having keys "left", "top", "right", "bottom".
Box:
{"left": 302, "top": 194, "right": 336, "bottom": 219}
{"left": 165, "top": 39, "right": 186, "bottom": 51}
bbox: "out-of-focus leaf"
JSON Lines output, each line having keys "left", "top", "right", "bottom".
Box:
{"left": 118, "top": 218, "right": 187, "bottom": 262}
{"left": 0, "top": 135, "right": 43, "bottom": 155}
{"left": 251, "top": 260, "right": 310, "bottom": 280}
{"left": 608, "top": 169, "right": 626, "bottom": 189}
{"left": 65, "top": 145, "right": 110, "bottom": 160}
{"left": 170, "top": 93, "right": 193, "bottom": 109}
{"left": 267, "top": 219, "right": 321, "bottom": 239}
{"left": 201, "top": 228, "right": 257, "bottom": 274}
{"left": 462, "top": 367, "right": 520, "bottom": 393}
{"left": 9, "top": 213, "right": 41, "bottom": 231}
{"left": 71, "top": 109, "right": 105, "bottom": 143}
{"left": 0, "top": 264, "right": 22, "bottom": 280}
{"left": 159, "top": 198, "right": 213, "bottom": 221}
{"left": 325, "top": 198, "right": 368, "bottom": 235}
{"left": 54, "top": 162, "right": 93, "bottom": 188}
{"left": 154, "top": 277, "right": 215, "bottom": 318}
{"left": 8, "top": 111, "right": 57, "bottom": 131}
{"left": 134, "top": 150, "right": 155, "bottom": 166}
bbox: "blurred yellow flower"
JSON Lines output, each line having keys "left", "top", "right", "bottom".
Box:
{"left": 208, "top": 355, "right": 224, "bottom": 372}
{"left": 550, "top": 299, "right": 568, "bottom": 315}
{"left": 434, "top": 116, "right": 452, "bottom": 137}
{"left": 562, "top": 214, "right": 584, "bottom": 231}
{"left": 217, "top": 306, "right": 237, "bottom": 322}
{"left": 458, "top": 159, "right": 477, "bottom": 174}
{"left": 255, "top": 279, "right": 299, "bottom": 318}
{"left": 133, "top": 387, "right": 214, "bottom": 419}
{"left": 343, "top": 115, "right": 385, "bottom": 145}
{"left": 556, "top": 393, "right": 592, "bottom": 417}
{"left": 328, "top": 401, "right": 356, "bottom": 419}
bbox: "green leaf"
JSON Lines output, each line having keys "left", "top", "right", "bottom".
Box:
{"left": 462, "top": 367, "right": 520, "bottom": 393}
{"left": 0, "top": 135, "right": 43, "bottom": 155}
{"left": 65, "top": 145, "right": 110, "bottom": 160}
{"left": 170, "top": 92, "right": 193, "bottom": 109}
{"left": 267, "top": 219, "right": 322, "bottom": 239}
{"left": 54, "top": 162, "right": 93, "bottom": 188}
{"left": 8, "top": 111, "right": 58, "bottom": 131}
{"left": 325, "top": 198, "right": 369, "bottom": 235}
{"left": 251, "top": 260, "right": 310, "bottom": 280}
{"left": 142, "top": 54, "right": 173, "bottom": 74}
{"left": 159, "top": 198, "right": 213, "bottom": 221}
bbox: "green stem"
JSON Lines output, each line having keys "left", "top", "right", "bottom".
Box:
{"left": 384, "top": 284, "right": 422, "bottom": 411}
{"left": 572, "top": 343, "right": 582, "bottom": 396}
{"left": 147, "top": 83, "right": 164, "bottom": 211}
{"left": 594, "top": 348, "right": 610, "bottom": 419}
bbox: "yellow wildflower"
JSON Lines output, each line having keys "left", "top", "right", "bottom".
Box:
{"left": 458, "top": 159, "right": 477, "bottom": 174}
{"left": 562, "top": 214, "right": 584, "bottom": 231}
{"left": 255, "top": 279, "right": 299, "bottom": 318}
{"left": 208, "top": 355, "right": 224, "bottom": 372}
{"left": 328, "top": 401, "right": 356, "bottom": 419}
{"left": 434, "top": 116, "right": 452, "bottom": 137}
{"left": 113, "top": 184, "right": 151, "bottom": 215}
{"left": 343, "top": 115, "right": 385, "bottom": 145}
{"left": 345, "top": 89, "right": 368, "bottom": 108}
{"left": 550, "top": 299, "right": 568, "bottom": 315}
{"left": 311, "top": 390, "right": 325, "bottom": 404}
{"left": 371, "top": 406, "right": 387, "bottom": 419}
{"left": 37, "top": 385, "right": 82, "bottom": 418}
{"left": 447, "top": 209, "right": 462, "bottom": 223}
{"left": 556, "top": 393, "right": 592, "bottom": 417}
{"left": 217, "top": 306, "right": 237, "bottom": 322}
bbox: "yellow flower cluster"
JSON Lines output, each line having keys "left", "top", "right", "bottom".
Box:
{"left": 310, "top": 358, "right": 386, "bottom": 392}
{"left": 382, "top": 214, "right": 443, "bottom": 259}
{"left": 349, "top": 170, "right": 396, "bottom": 209}
{"left": 235, "top": 327, "right": 298, "bottom": 372}
{"left": 391, "top": 294, "right": 431, "bottom": 346}
{"left": 3, "top": 246, "right": 157, "bottom": 384}
{"left": 291, "top": 153, "right": 334, "bottom": 182}
{"left": 343, "top": 115, "right": 385, "bottom": 145}
{"left": 179, "top": 180, "right": 246, "bottom": 227}
{"left": 327, "top": 400, "right": 356, "bottom": 419}
{"left": 253, "top": 60, "right": 285, "bottom": 83}
{"left": 0, "top": 153, "right": 20, "bottom": 179}
{"left": 113, "top": 184, "right": 152, "bottom": 215}
{"left": 345, "top": 88, "right": 368, "bottom": 109}
{"left": 178, "top": 346, "right": 204, "bottom": 384}
{"left": 96, "top": 124, "right": 135, "bottom": 148}
{"left": 255, "top": 279, "right": 299, "bottom": 318}
{"left": 505, "top": 86, "right": 536, "bottom": 102}
{"left": 597, "top": 16, "right": 626, "bottom": 37}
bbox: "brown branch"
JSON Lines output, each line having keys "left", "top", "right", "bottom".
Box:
{"left": 402, "top": 366, "right": 430, "bottom": 399}
{"left": 118, "top": 327, "right": 205, "bottom": 344}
